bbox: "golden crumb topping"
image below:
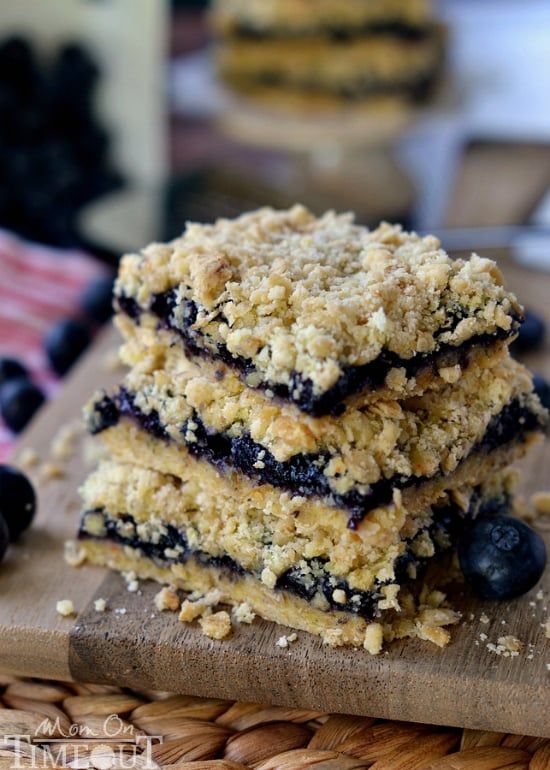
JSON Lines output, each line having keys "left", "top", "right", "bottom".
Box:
{"left": 210, "top": 0, "right": 432, "bottom": 34}
{"left": 116, "top": 206, "right": 522, "bottom": 399}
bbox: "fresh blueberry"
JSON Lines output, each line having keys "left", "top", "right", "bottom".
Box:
{"left": 45, "top": 318, "right": 91, "bottom": 375}
{"left": 514, "top": 309, "right": 546, "bottom": 353}
{"left": 81, "top": 274, "right": 114, "bottom": 324}
{"left": 0, "top": 376, "right": 45, "bottom": 433}
{"left": 458, "top": 515, "right": 546, "bottom": 601}
{"left": 0, "top": 514, "right": 9, "bottom": 563}
{"left": 0, "top": 465, "right": 36, "bottom": 541}
{"left": 533, "top": 373, "right": 550, "bottom": 413}
{"left": 0, "top": 357, "right": 28, "bottom": 387}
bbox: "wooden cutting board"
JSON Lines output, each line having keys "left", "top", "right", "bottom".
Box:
{"left": 1, "top": 254, "right": 549, "bottom": 738}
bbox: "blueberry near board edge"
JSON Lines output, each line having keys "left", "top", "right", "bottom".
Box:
{"left": 0, "top": 357, "right": 29, "bottom": 387}
{"left": 80, "top": 274, "right": 115, "bottom": 325}
{"left": 513, "top": 309, "right": 546, "bottom": 353}
{"left": 0, "top": 465, "right": 36, "bottom": 541}
{"left": 0, "top": 376, "right": 45, "bottom": 433}
{"left": 0, "top": 514, "right": 8, "bottom": 563}
{"left": 458, "top": 515, "right": 547, "bottom": 601}
{"left": 44, "top": 318, "right": 91, "bottom": 376}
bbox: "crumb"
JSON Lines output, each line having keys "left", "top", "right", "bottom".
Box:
{"left": 154, "top": 587, "right": 180, "bottom": 612}
{"left": 94, "top": 598, "right": 107, "bottom": 612}
{"left": 102, "top": 348, "right": 123, "bottom": 373}
{"left": 536, "top": 589, "right": 544, "bottom": 601}
{"left": 233, "top": 602, "right": 255, "bottom": 624}
{"left": 121, "top": 571, "right": 140, "bottom": 593}
{"left": 277, "top": 633, "right": 298, "bottom": 648}
{"left": 179, "top": 600, "right": 206, "bottom": 623}
{"left": 51, "top": 421, "right": 83, "bottom": 460}
{"left": 531, "top": 491, "right": 550, "bottom": 515}
{"left": 64, "top": 540, "right": 86, "bottom": 567}
{"left": 479, "top": 613, "right": 490, "bottom": 624}
{"left": 178, "top": 589, "right": 222, "bottom": 623}
{"left": 56, "top": 599, "right": 75, "bottom": 617}
{"left": 479, "top": 633, "right": 488, "bottom": 641}
{"left": 486, "top": 635, "right": 523, "bottom": 657}
{"left": 17, "top": 447, "right": 40, "bottom": 469}
{"left": 40, "top": 461, "right": 65, "bottom": 480}
{"left": 498, "top": 635, "right": 522, "bottom": 652}
{"left": 114, "top": 607, "right": 127, "bottom": 615}
{"left": 543, "top": 620, "right": 550, "bottom": 639}
{"left": 363, "top": 623, "right": 383, "bottom": 655}
{"left": 199, "top": 610, "right": 232, "bottom": 640}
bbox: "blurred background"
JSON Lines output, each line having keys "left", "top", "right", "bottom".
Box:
{"left": 0, "top": 0, "right": 549, "bottom": 453}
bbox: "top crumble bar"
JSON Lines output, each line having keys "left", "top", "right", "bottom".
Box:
{"left": 210, "top": 0, "right": 433, "bottom": 35}
{"left": 114, "top": 205, "right": 523, "bottom": 416}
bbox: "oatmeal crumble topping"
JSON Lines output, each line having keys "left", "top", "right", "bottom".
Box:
{"left": 116, "top": 206, "right": 522, "bottom": 401}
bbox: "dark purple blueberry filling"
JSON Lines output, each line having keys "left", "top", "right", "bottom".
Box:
{"left": 232, "top": 20, "right": 433, "bottom": 42}
{"left": 251, "top": 71, "right": 440, "bottom": 104}
{"left": 87, "top": 388, "right": 542, "bottom": 529}
{"left": 115, "top": 289, "right": 523, "bottom": 417}
{"left": 115, "top": 294, "right": 141, "bottom": 321}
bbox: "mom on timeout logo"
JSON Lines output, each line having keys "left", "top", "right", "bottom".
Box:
{"left": 2, "top": 713, "right": 163, "bottom": 769}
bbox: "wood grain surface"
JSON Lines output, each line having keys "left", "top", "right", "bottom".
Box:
{"left": 1, "top": 255, "right": 550, "bottom": 738}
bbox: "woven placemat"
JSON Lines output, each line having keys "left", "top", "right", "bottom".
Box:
{"left": 0, "top": 675, "right": 548, "bottom": 769}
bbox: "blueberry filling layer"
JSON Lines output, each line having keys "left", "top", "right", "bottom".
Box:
{"left": 115, "top": 290, "right": 523, "bottom": 416}
{"left": 229, "top": 70, "right": 441, "bottom": 104}
{"left": 88, "top": 387, "right": 542, "bottom": 529}
{"left": 231, "top": 20, "right": 434, "bottom": 42}
{"left": 79, "top": 491, "right": 505, "bottom": 620}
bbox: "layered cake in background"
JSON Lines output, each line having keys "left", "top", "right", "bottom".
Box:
{"left": 209, "top": 0, "right": 445, "bottom": 110}
{"left": 72, "top": 205, "right": 547, "bottom": 653}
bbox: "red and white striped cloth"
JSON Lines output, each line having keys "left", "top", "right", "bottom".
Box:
{"left": 0, "top": 229, "right": 110, "bottom": 462}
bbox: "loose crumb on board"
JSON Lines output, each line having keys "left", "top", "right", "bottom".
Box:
{"left": 16, "top": 447, "right": 40, "bottom": 470}
{"left": 486, "top": 635, "right": 523, "bottom": 657}
{"left": 94, "top": 598, "right": 107, "bottom": 612}
{"left": 154, "top": 587, "right": 181, "bottom": 612}
{"left": 102, "top": 347, "right": 124, "bottom": 373}
{"left": 232, "top": 602, "right": 255, "bottom": 624}
{"left": 64, "top": 540, "right": 86, "bottom": 567}
{"left": 50, "top": 420, "right": 84, "bottom": 460}
{"left": 531, "top": 490, "right": 550, "bottom": 516}
{"left": 199, "top": 610, "right": 232, "bottom": 640}
{"left": 277, "top": 633, "right": 298, "bottom": 648}
{"left": 56, "top": 599, "right": 75, "bottom": 617}
{"left": 39, "top": 461, "right": 65, "bottom": 480}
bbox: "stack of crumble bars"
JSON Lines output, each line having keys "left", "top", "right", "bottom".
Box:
{"left": 74, "top": 206, "right": 546, "bottom": 652}
{"left": 210, "top": 0, "right": 445, "bottom": 110}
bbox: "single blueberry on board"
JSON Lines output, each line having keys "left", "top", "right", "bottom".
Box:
{"left": 513, "top": 309, "right": 546, "bottom": 353}
{"left": 532, "top": 373, "right": 550, "bottom": 413}
{"left": 0, "top": 357, "right": 28, "bottom": 387}
{"left": 458, "top": 515, "right": 546, "bottom": 601}
{"left": 0, "top": 464, "right": 36, "bottom": 541}
{"left": 0, "top": 514, "right": 9, "bottom": 564}
{"left": 0, "top": 376, "right": 45, "bottom": 433}
{"left": 81, "top": 274, "right": 115, "bottom": 324}
{"left": 44, "top": 318, "right": 91, "bottom": 375}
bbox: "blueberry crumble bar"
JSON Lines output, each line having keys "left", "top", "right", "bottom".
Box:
{"left": 72, "top": 206, "right": 547, "bottom": 652}
{"left": 113, "top": 206, "right": 523, "bottom": 416}
{"left": 209, "top": 0, "right": 445, "bottom": 110}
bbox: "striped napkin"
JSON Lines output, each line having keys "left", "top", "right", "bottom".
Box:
{"left": 0, "top": 229, "right": 109, "bottom": 462}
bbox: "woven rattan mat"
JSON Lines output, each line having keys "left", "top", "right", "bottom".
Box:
{"left": 0, "top": 675, "right": 548, "bottom": 769}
